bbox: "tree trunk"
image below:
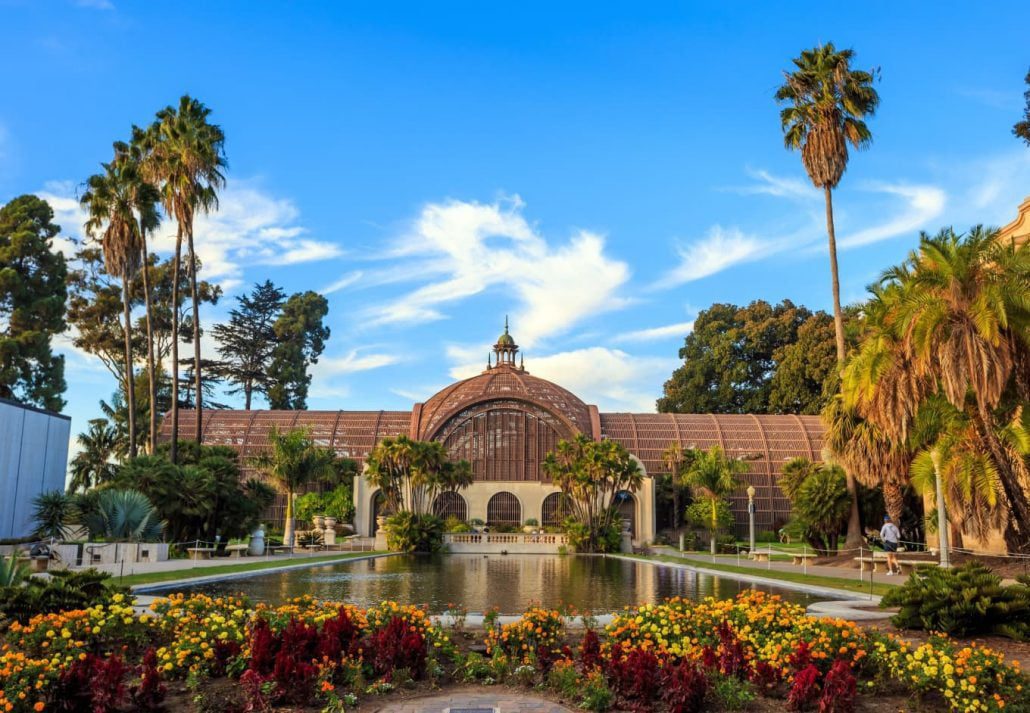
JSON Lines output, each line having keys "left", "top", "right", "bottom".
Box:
{"left": 882, "top": 479, "right": 905, "bottom": 524}
{"left": 188, "top": 226, "right": 203, "bottom": 444}
{"left": 284, "top": 490, "right": 295, "bottom": 549}
{"left": 824, "top": 185, "right": 863, "bottom": 551}
{"left": 672, "top": 482, "right": 680, "bottom": 530}
{"left": 710, "top": 500, "right": 717, "bottom": 555}
{"left": 140, "top": 237, "right": 157, "bottom": 454}
{"left": 245, "top": 385, "right": 252, "bottom": 410}
{"left": 170, "top": 226, "right": 182, "bottom": 464}
{"left": 121, "top": 273, "right": 137, "bottom": 459}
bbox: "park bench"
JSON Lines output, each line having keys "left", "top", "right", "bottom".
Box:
{"left": 225, "top": 544, "right": 249, "bottom": 559}
{"left": 752, "top": 551, "right": 773, "bottom": 562}
{"left": 266, "top": 545, "right": 292, "bottom": 555}
{"left": 854, "top": 556, "right": 886, "bottom": 573}
{"left": 186, "top": 547, "right": 216, "bottom": 560}
{"left": 896, "top": 559, "right": 936, "bottom": 576}
{"left": 791, "top": 553, "right": 818, "bottom": 566}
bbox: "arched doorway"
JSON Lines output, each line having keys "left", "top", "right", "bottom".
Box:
{"left": 541, "top": 492, "right": 573, "bottom": 528}
{"left": 487, "top": 492, "right": 522, "bottom": 528}
{"left": 614, "top": 490, "right": 636, "bottom": 539}
{"left": 369, "top": 490, "right": 386, "bottom": 537}
{"left": 433, "top": 491, "right": 468, "bottom": 521}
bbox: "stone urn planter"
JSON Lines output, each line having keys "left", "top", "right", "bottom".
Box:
{"left": 324, "top": 516, "right": 337, "bottom": 531}
{"left": 249, "top": 525, "right": 266, "bottom": 556}
{"left": 313, "top": 515, "right": 326, "bottom": 530}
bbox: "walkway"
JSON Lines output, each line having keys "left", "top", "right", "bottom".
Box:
{"left": 651, "top": 546, "right": 889, "bottom": 585}
{"left": 366, "top": 690, "right": 573, "bottom": 712}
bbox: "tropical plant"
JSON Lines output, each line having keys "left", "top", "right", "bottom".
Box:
{"left": 78, "top": 489, "right": 164, "bottom": 542}
{"left": 143, "top": 95, "right": 226, "bottom": 459}
{"left": 0, "top": 552, "right": 29, "bottom": 588}
{"left": 661, "top": 441, "right": 696, "bottom": 530}
{"left": 294, "top": 483, "right": 355, "bottom": 525}
{"left": 31, "top": 490, "right": 77, "bottom": 541}
{"left": 779, "top": 457, "right": 850, "bottom": 554}
{"left": 777, "top": 43, "right": 879, "bottom": 551}
{"left": 383, "top": 512, "right": 445, "bottom": 553}
{"left": 252, "top": 427, "right": 336, "bottom": 548}
{"left": 681, "top": 445, "right": 748, "bottom": 554}
{"left": 0, "top": 568, "right": 127, "bottom": 624}
{"left": 81, "top": 157, "right": 148, "bottom": 457}
{"left": 69, "top": 418, "right": 122, "bottom": 492}
{"left": 685, "top": 497, "right": 733, "bottom": 547}
{"left": 365, "top": 436, "right": 473, "bottom": 518}
{"left": 543, "top": 435, "right": 644, "bottom": 552}
{"left": 881, "top": 563, "right": 1030, "bottom": 640}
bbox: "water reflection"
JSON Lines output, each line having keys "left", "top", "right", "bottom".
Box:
{"left": 153, "top": 554, "right": 812, "bottom": 614}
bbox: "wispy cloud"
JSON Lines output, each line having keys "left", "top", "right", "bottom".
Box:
{"left": 612, "top": 321, "right": 693, "bottom": 344}
{"left": 837, "top": 183, "right": 947, "bottom": 249}
{"left": 363, "top": 197, "right": 631, "bottom": 347}
{"left": 655, "top": 226, "right": 774, "bottom": 288}
{"left": 733, "top": 168, "right": 819, "bottom": 202}
{"left": 72, "top": 0, "right": 115, "bottom": 10}
{"left": 320, "top": 271, "right": 363, "bottom": 295}
{"left": 313, "top": 349, "right": 401, "bottom": 376}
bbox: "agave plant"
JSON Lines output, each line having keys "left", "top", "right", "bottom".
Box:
{"left": 80, "top": 489, "right": 164, "bottom": 542}
{"left": 0, "top": 553, "right": 29, "bottom": 588}
{"left": 31, "top": 490, "right": 77, "bottom": 541}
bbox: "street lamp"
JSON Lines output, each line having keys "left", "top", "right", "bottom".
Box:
{"left": 746, "top": 485, "right": 757, "bottom": 558}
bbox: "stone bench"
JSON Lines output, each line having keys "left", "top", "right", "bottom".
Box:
{"left": 896, "top": 559, "right": 936, "bottom": 576}
{"left": 186, "top": 547, "right": 216, "bottom": 560}
{"left": 854, "top": 556, "right": 885, "bottom": 573}
{"left": 225, "top": 544, "right": 249, "bottom": 559}
{"left": 791, "top": 553, "right": 818, "bottom": 565}
{"left": 752, "top": 551, "right": 773, "bottom": 562}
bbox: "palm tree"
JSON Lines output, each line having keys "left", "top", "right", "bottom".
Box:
{"left": 69, "top": 419, "right": 121, "bottom": 492}
{"left": 145, "top": 95, "right": 226, "bottom": 461}
{"left": 115, "top": 129, "right": 162, "bottom": 453}
{"left": 82, "top": 159, "right": 146, "bottom": 457}
{"left": 252, "top": 427, "right": 335, "bottom": 548}
{"left": 661, "top": 441, "right": 695, "bottom": 530}
{"left": 1015, "top": 68, "right": 1030, "bottom": 146}
{"left": 683, "top": 445, "right": 749, "bottom": 554}
{"left": 777, "top": 43, "right": 879, "bottom": 549}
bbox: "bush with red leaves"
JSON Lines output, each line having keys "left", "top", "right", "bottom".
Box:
{"left": 246, "top": 618, "right": 279, "bottom": 677}
{"left": 606, "top": 647, "right": 661, "bottom": 710}
{"left": 130, "top": 648, "right": 167, "bottom": 711}
{"left": 211, "top": 639, "right": 243, "bottom": 677}
{"left": 318, "top": 606, "right": 361, "bottom": 661}
{"left": 661, "top": 659, "right": 709, "bottom": 713}
{"left": 717, "top": 621, "right": 748, "bottom": 679}
{"left": 55, "top": 653, "right": 128, "bottom": 713}
{"left": 579, "top": 629, "right": 602, "bottom": 671}
{"left": 787, "top": 663, "right": 821, "bottom": 711}
{"left": 364, "top": 615, "right": 427, "bottom": 679}
{"left": 700, "top": 645, "right": 718, "bottom": 671}
{"left": 240, "top": 668, "right": 271, "bottom": 712}
{"left": 789, "top": 640, "right": 814, "bottom": 672}
{"left": 749, "top": 659, "right": 782, "bottom": 694}
{"left": 819, "top": 659, "right": 856, "bottom": 713}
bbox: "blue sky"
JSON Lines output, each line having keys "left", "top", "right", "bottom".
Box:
{"left": 2, "top": 1, "right": 1030, "bottom": 452}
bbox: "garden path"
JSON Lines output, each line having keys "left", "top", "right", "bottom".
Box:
{"left": 364, "top": 688, "right": 574, "bottom": 712}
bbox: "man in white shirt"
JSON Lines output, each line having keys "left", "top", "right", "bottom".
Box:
{"left": 880, "top": 514, "right": 901, "bottom": 575}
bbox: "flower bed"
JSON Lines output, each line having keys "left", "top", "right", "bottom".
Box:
{"left": 0, "top": 591, "right": 1025, "bottom": 712}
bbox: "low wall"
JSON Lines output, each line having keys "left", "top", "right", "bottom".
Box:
{"left": 444, "top": 532, "right": 569, "bottom": 554}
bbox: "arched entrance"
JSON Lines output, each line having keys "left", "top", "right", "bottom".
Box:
{"left": 433, "top": 491, "right": 468, "bottom": 521}
{"left": 487, "top": 492, "right": 522, "bottom": 528}
{"left": 614, "top": 490, "right": 636, "bottom": 539}
{"left": 369, "top": 490, "right": 386, "bottom": 537}
{"left": 541, "top": 492, "right": 573, "bottom": 528}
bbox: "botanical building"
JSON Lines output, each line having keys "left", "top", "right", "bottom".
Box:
{"left": 164, "top": 323, "right": 824, "bottom": 545}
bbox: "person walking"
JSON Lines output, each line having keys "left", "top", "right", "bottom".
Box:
{"left": 880, "top": 514, "right": 901, "bottom": 575}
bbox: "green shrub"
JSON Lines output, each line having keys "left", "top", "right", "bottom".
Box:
{"left": 880, "top": 563, "right": 1030, "bottom": 640}
{"left": 524, "top": 518, "right": 539, "bottom": 527}
{"left": 563, "top": 519, "right": 621, "bottom": 553}
{"left": 384, "top": 512, "right": 445, "bottom": 553}
{"left": 0, "top": 568, "right": 128, "bottom": 623}
{"left": 32, "top": 490, "right": 77, "bottom": 540}
{"left": 443, "top": 516, "right": 471, "bottom": 533}
{"left": 711, "top": 674, "right": 756, "bottom": 710}
{"left": 580, "top": 669, "right": 613, "bottom": 711}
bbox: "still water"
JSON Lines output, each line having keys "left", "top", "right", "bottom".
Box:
{"left": 146, "top": 554, "right": 814, "bottom": 614}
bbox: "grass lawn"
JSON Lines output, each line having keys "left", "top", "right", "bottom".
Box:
{"left": 118, "top": 551, "right": 386, "bottom": 587}
{"left": 633, "top": 552, "right": 896, "bottom": 598}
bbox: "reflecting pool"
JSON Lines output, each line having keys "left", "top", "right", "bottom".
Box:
{"left": 146, "top": 554, "right": 815, "bottom": 614}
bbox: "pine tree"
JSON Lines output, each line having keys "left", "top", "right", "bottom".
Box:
{"left": 266, "top": 291, "right": 330, "bottom": 409}
{"left": 211, "top": 280, "right": 286, "bottom": 409}
{"left": 0, "top": 195, "right": 68, "bottom": 411}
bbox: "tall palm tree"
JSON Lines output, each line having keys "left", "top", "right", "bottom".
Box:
{"left": 253, "top": 427, "right": 335, "bottom": 548}
{"left": 777, "top": 43, "right": 879, "bottom": 551}
{"left": 683, "top": 445, "right": 749, "bottom": 554}
{"left": 145, "top": 95, "right": 226, "bottom": 461}
{"left": 114, "top": 130, "right": 162, "bottom": 453}
{"left": 69, "top": 419, "right": 121, "bottom": 492}
{"left": 82, "top": 159, "right": 146, "bottom": 457}
{"left": 661, "top": 441, "right": 695, "bottom": 530}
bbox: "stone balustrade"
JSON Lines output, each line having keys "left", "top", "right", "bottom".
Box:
{"left": 443, "top": 531, "right": 569, "bottom": 553}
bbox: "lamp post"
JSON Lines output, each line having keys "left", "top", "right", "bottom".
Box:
{"left": 746, "top": 485, "right": 756, "bottom": 558}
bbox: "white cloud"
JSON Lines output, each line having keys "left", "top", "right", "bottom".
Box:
{"left": 73, "top": 0, "right": 115, "bottom": 9}
{"left": 313, "top": 349, "right": 401, "bottom": 376}
{"left": 656, "top": 226, "right": 771, "bottom": 288}
{"left": 612, "top": 321, "right": 694, "bottom": 344}
{"left": 734, "top": 168, "right": 819, "bottom": 202}
{"left": 837, "top": 183, "right": 947, "bottom": 249}
{"left": 35, "top": 181, "right": 83, "bottom": 257}
{"left": 364, "top": 197, "right": 631, "bottom": 347}
{"left": 320, "top": 271, "right": 363, "bottom": 295}
{"left": 447, "top": 347, "right": 676, "bottom": 412}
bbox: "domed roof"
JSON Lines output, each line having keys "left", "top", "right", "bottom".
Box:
{"left": 414, "top": 363, "right": 593, "bottom": 439}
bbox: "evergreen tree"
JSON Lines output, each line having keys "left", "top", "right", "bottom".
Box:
{"left": 1015, "top": 68, "right": 1030, "bottom": 146}
{"left": 266, "top": 291, "right": 330, "bottom": 409}
{"left": 211, "top": 280, "right": 286, "bottom": 409}
{"left": 0, "top": 195, "right": 67, "bottom": 411}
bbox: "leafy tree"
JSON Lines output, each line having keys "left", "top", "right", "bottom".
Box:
{"left": 118, "top": 444, "right": 275, "bottom": 543}
{"left": 1015, "top": 68, "right": 1030, "bottom": 146}
{"left": 543, "top": 434, "right": 644, "bottom": 552}
{"left": 779, "top": 457, "right": 850, "bottom": 554}
{"left": 364, "top": 436, "right": 473, "bottom": 517}
{"left": 252, "top": 428, "right": 336, "bottom": 548}
{"left": 266, "top": 291, "right": 330, "bottom": 409}
{"left": 659, "top": 300, "right": 837, "bottom": 414}
{"left": 211, "top": 280, "right": 286, "bottom": 408}
{"left": 776, "top": 43, "right": 879, "bottom": 551}
{"left": 69, "top": 419, "right": 122, "bottom": 492}
{"left": 682, "top": 445, "right": 749, "bottom": 555}
{"left": 143, "top": 95, "right": 226, "bottom": 457}
{"left": 661, "top": 441, "right": 696, "bottom": 530}
{"left": 685, "top": 497, "right": 733, "bottom": 546}
{"left": 78, "top": 489, "right": 164, "bottom": 542}
{"left": 0, "top": 195, "right": 67, "bottom": 411}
